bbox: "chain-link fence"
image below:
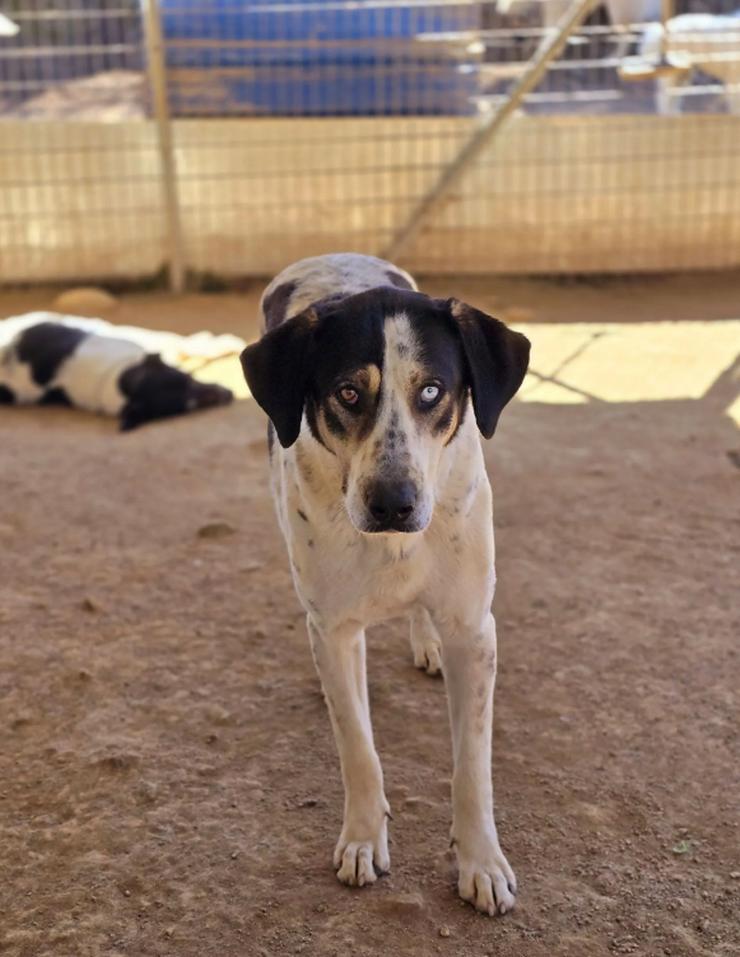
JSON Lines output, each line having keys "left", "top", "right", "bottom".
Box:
{"left": 1, "top": 0, "right": 739, "bottom": 286}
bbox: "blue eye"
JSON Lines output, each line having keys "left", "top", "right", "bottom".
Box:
{"left": 420, "top": 384, "right": 441, "bottom": 405}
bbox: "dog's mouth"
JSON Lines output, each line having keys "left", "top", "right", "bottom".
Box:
{"left": 359, "top": 515, "right": 425, "bottom": 535}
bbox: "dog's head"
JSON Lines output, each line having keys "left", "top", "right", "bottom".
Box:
{"left": 241, "top": 288, "right": 530, "bottom": 534}
{"left": 119, "top": 354, "right": 232, "bottom": 431}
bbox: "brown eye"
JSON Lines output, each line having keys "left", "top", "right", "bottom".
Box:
{"left": 337, "top": 385, "right": 359, "bottom": 407}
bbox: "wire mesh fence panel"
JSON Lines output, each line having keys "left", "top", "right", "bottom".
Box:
{"left": 1, "top": 0, "right": 739, "bottom": 285}
{"left": 0, "top": 0, "right": 165, "bottom": 284}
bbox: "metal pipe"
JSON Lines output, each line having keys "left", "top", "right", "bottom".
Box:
{"left": 143, "top": 0, "right": 186, "bottom": 293}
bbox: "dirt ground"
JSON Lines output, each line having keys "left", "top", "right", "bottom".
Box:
{"left": 1, "top": 273, "right": 738, "bottom": 957}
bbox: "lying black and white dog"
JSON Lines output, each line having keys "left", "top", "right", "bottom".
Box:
{"left": 240, "top": 253, "right": 530, "bottom": 916}
{"left": 0, "top": 313, "right": 232, "bottom": 430}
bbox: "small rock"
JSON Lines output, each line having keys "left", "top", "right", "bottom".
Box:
{"left": 230, "top": 850, "right": 239, "bottom": 859}
{"left": 297, "top": 797, "right": 318, "bottom": 808}
{"left": 53, "top": 286, "right": 118, "bottom": 315}
{"left": 242, "top": 561, "right": 263, "bottom": 573}
{"left": 439, "top": 926, "right": 451, "bottom": 938}
{"left": 136, "top": 781, "right": 158, "bottom": 804}
{"left": 97, "top": 753, "right": 137, "bottom": 772}
{"left": 404, "top": 795, "right": 436, "bottom": 809}
{"left": 197, "top": 521, "right": 236, "bottom": 540}
{"left": 81, "top": 596, "right": 101, "bottom": 613}
{"left": 204, "top": 704, "right": 231, "bottom": 725}
{"left": 379, "top": 892, "right": 424, "bottom": 914}
{"left": 730, "top": 871, "right": 740, "bottom": 879}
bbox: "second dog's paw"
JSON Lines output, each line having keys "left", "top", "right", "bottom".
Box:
{"left": 456, "top": 839, "right": 517, "bottom": 916}
{"left": 333, "top": 815, "right": 390, "bottom": 887}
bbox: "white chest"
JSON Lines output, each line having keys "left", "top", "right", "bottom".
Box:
{"left": 272, "top": 436, "right": 494, "bottom": 631}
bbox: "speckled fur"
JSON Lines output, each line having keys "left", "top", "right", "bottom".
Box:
{"left": 249, "top": 254, "right": 522, "bottom": 914}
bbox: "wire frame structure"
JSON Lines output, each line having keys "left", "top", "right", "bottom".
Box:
{"left": 1, "top": 0, "right": 739, "bottom": 287}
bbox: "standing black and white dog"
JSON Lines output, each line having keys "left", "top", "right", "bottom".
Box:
{"left": 241, "top": 254, "right": 530, "bottom": 916}
{"left": 0, "top": 313, "right": 232, "bottom": 430}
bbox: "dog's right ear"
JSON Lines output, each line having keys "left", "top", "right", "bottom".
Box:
{"left": 240, "top": 309, "right": 317, "bottom": 448}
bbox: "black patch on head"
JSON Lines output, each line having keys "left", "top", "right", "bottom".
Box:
{"left": 241, "top": 285, "right": 525, "bottom": 450}
{"left": 304, "top": 399, "right": 332, "bottom": 451}
{"left": 40, "top": 387, "right": 72, "bottom": 406}
{"left": 16, "top": 322, "right": 87, "bottom": 386}
{"left": 118, "top": 354, "right": 231, "bottom": 431}
{"left": 385, "top": 270, "right": 414, "bottom": 291}
{"left": 242, "top": 289, "right": 391, "bottom": 448}
{"left": 262, "top": 281, "right": 298, "bottom": 331}
{"left": 321, "top": 405, "right": 347, "bottom": 438}
{"left": 433, "top": 403, "right": 454, "bottom": 436}
{"left": 0, "top": 384, "right": 16, "bottom": 404}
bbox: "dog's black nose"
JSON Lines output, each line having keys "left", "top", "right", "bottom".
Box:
{"left": 366, "top": 480, "right": 417, "bottom": 530}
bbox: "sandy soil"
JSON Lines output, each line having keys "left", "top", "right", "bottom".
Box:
{"left": 1, "top": 274, "right": 738, "bottom": 957}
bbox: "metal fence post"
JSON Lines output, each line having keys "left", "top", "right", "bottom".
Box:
{"left": 143, "top": 0, "right": 186, "bottom": 293}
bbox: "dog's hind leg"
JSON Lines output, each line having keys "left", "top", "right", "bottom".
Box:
{"left": 307, "top": 617, "right": 391, "bottom": 886}
{"left": 409, "top": 606, "right": 442, "bottom": 676}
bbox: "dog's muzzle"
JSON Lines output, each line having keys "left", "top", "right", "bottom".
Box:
{"left": 364, "top": 479, "right": 419, "bottom": 533}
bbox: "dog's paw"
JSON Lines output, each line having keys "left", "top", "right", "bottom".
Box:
{"left": 410, "top": 617, "right": 442, "bottom": 676}
{"left": 333, "top": 815, "right": 390, "bottom": 887}
{"left": 456, "top": 838, "right": 517, "bottom": 916}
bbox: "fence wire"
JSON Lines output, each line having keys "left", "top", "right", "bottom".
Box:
{"left": 1, "top": 0, "right": 739, "bottom": 286}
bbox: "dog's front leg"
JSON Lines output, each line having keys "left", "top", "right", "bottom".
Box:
{"left": 438, "top": 611, "right": 517, "bottom": 916}
{"left": 307, "top": 617, "right": 390, "bottom": 886}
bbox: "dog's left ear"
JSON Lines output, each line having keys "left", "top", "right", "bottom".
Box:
{"left": 447, "top": 299, "right": 531, "bottom": 439}
{"left": 239, "top": 309, "right": 316, "bottom": 448}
